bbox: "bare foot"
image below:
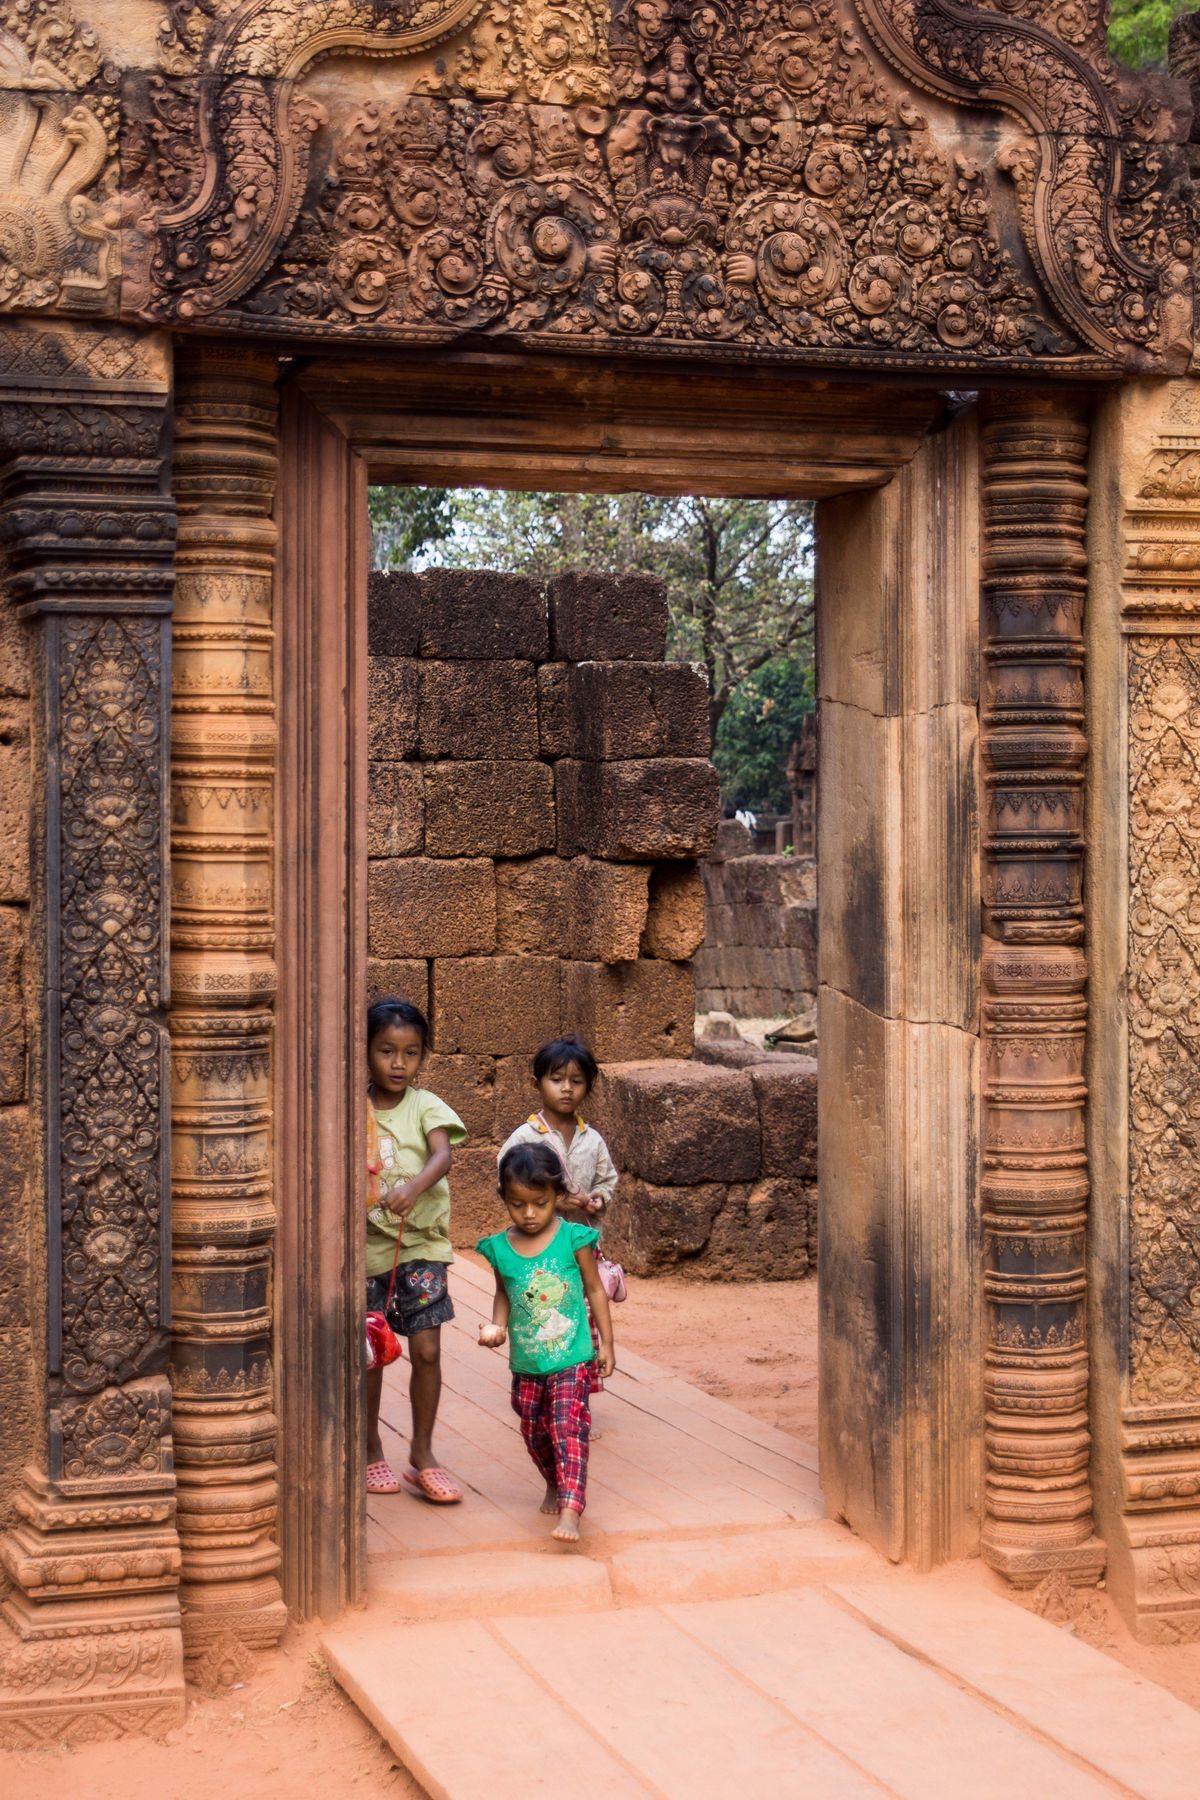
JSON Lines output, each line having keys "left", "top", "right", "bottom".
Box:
{"left": 552, "top": 1508, "right": 581, "bottom": 1542}
{"left": 540, "top": 1484, "right": 558, "bottom": 1516}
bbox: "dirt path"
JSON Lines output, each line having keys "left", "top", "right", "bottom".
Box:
{"left": 0, "top": 1621, "right": 421, "bottom": 1800}
{"left": 614, "top": 1272, "right": 819, "bottom": 1449}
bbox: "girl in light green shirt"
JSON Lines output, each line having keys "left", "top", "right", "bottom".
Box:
{"left": 365, "top": 997, "right": 466, "bottom": 1504}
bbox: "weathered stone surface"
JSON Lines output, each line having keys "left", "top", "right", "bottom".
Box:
{"left": 557, "top": 760, "right": 719, "bottom": 860}
{"left": 561, "top": 961, "right": 694, "bottom": 1062}
{"left": 420, "top": 571, "right": 548, "bottom": 661}
{"left": 368, "top": 570, "right": 422, "bottom": 657}
{"left": 537, "top": 664, "right": 571, "bottom": 759}
{"left": 697, "top": 853, "right": 819, "bottom": 1011}
{"left": 450, "top": 1146, "right": 507, "bottom": 1250}
{"left": 425, "top": 762, "right": 554, "bottom": 858}
{"left": 433, "top": 956, "right": 560, "bottom": 1055}
{"left": 705, "top": 1179, "right": 816, "bottom": 1279}
{"left": 643, "top": 864, "right": 706, "bottom": 960}
{"left": 604, "top": 1060, "right": 758, "bottom": 1185}
{"left": 420, "top": 1053, "right": 495, "bottom": 1142}
{"left": 711, "top": 819, "right": 755, "bottom": 860}
{"left": 367, "top": 762, "right": 423, "bottom": 858}
{"left": 550, "top": 573, "right": 668, "bottom": 662}
{"left": 0, "top": 1108, "right": 29, "bottom": 1331}
{"left": 419, "top": 661, "right": 539, "bottom": 760}
{"left": 564, "top": 663, "right": 710, "bottom": 759}
{"left": 0, "top": 1108, "right": 31, "bottom": 1529}
{"left": 495, "top": 857, "right": 569, "bottom": 954}
{"left": 0, "top": 699, "right": 29, "bottom": 904}
{"left": 493, "top": 1054, "right": 538, "bottom": 1143}
{"left": 369, "top": 858, "right": 496, "bottom": 958}
{"left": 752, "top": 1064, "right": 818, "bottom": 1180}
{"left": 498, "top": 860, "right": 653, "bottom": 964}
{"left": 0, "top": 908, "right": 25, "bottom": 1105}
{"left": 604, "top": 1176, "right": 729, "bottom": 1276}
{"left": 694, "top": 1039, "right": 811, "bottom": 1070}
{"left": 366, "top": 958, "right": 429, "bottom": 1016}
{"left": 571, "top": 861, "right": 648, "bottom": 963}
{"left": 367, "top": 657, "right": 419, "bottom": 760}
{"left": 0, "top": 604, "right": 29, "bottom": 698}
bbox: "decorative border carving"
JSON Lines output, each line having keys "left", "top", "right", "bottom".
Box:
{"left": 1110, "top": 380, "right": 1200, "bottom": 1642}
{"left": 979, "top": 392, "right": 1105, "bottom": 1588}
{"left": 0, "top": 319, "right": 183, "bottom": 1742}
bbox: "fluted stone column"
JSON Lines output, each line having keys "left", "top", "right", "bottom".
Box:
{"left": 169, "top": 344, "right": 286, "bottom": 1666}
{"left": 979, "top": 393, "right": 1105, "bottom": 1588}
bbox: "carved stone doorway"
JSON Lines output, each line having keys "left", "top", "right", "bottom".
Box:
{"left": 256, "top": 348, "right": 1036, "bottom": 1620}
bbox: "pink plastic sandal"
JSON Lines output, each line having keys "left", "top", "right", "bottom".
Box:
{"left": 402, "top": 1465, "right": 463, "bottom": 1504}
{"left": 366, "top": 1459, "right": 401, "bottom": 1494}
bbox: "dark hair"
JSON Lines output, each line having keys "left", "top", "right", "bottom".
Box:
{"left": 367, "top": 996, "right": 430, "bottom": 1053}
{"left": 498, "top": 1142, "right": 567, "bottom": 1198}
{"left": 532, "top": 1036, "right": 599, "bottom": 1093}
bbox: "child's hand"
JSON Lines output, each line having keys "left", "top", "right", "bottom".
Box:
{"left": 385, "top": 1181, "right": 417, "bottom": 1219}
{"left": 599, "top": 1345, "right": 616, "bottom": 1378}
{"left": 586, "top": 1192, "right": 607, "bottom": 1216}
{"left": 478, "top": 1324, "right": 506, "bottom": 1349}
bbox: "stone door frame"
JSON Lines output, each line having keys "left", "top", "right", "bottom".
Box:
{"left": 264, "top": 349, "right": 1075, "bottom": 1616}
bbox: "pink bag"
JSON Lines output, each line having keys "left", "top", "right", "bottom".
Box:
{"left": 598, "top": 1255, "right": 627, "bottom": 1304}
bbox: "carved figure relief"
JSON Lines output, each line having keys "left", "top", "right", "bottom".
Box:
{"left": 0, "top": 8, "right": 119, "bottom": 312}
{"left": 109, "top": 0, "right": 1191, "bottom": 368}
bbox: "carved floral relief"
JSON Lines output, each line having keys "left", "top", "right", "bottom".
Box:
{"left": 1128, "top": 632, "right": 1200, "bottom": 1408}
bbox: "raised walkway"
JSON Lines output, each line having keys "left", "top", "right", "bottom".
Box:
{"left": 323, "top": 1260, "right": 1200, "bottom": 1799}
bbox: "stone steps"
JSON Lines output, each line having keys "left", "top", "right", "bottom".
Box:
{"left": 322, "top": 1573, "right": 1199, "bottom": 1800}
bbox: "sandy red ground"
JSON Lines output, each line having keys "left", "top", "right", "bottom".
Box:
{"left": 5, "top": 1272, "right": 1200, "bottom": 1796}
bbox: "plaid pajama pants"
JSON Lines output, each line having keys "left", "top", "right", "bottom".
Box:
{"left": 511, "top": 1362, "right": 594, "bottom": 1515}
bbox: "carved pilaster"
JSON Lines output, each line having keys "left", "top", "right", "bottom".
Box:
{"left": 169, "top": 343, "right": 286, "bottom": 1665}
{"left": 1089, "top": 379, "right": 1200, "bottom": 1640}
{"left": 979, "top": 393, "right": 1105, "bottom": 1588}
{"left": 0, "top": 321, "right": 184, "bottom": 1743}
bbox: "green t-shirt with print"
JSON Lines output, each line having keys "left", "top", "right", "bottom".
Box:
{"left": 367, "top": 1086, "right": 467, "bottom": 1277}
{"left": 477, "top": 1220, "right": 600, "bottom": 1376}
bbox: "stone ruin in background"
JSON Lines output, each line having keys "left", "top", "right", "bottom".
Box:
{"left": 366, "top": 569, "right": 817, "bottom": 1277}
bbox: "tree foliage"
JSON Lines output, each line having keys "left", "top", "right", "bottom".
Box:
{"left": 1109, "top": 0, "right": 1195, "bottom": 67}
{"left": 369, "top": 486, "right": 815, "bottom": 773}
{"left": 713, "top": 656, "right": 813, "bottom": 815}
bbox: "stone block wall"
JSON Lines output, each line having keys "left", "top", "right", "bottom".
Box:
{"left": 694, "top": 836, "right": 818, "bottom": 1017}
{"left": 0, "top": 574, "right": 33, "bottom": 1531}
{"left": 367, "top": 569, "right": 718, "bottom": 1246}
{"left": 602, "top": 1058, "right": 818, "bottom": 1279}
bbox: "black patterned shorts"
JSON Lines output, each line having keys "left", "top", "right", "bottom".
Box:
{"left": 365, "top": 1260, "right": 454, "bottom": 1336}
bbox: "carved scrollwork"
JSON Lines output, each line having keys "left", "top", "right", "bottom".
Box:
{"left": 853, "top": 0, "right": 1189, "bottom": 366}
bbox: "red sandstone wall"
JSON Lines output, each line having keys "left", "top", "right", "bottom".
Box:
{"left": 366, "top": 569, "right": 719, "bottom": 1245}
{"left": 0, "top": 567, "right": 33, "bottom": 1528}
{"left": 694, "top": 838, "right": 818, "bottom": 1019}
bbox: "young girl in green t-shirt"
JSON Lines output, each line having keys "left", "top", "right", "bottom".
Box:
{"left": 365, "top": 997, "right": 466, "bottom": 1503}
{"left": 477, "top": 1142, "right": 616, "bottom": 1541}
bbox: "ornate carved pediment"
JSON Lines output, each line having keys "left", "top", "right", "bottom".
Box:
{"left": 2, "top": 2, "right": 1198, "bottom": 371}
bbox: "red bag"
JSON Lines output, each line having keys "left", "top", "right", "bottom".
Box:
{"left": 364, "top": 1234, "right": 404, "bottom": 1369}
